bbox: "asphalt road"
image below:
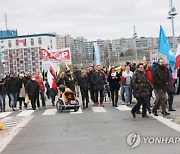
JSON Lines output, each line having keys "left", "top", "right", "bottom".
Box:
{"left": 0, "top": 95, "right": 180, "bottom": 154}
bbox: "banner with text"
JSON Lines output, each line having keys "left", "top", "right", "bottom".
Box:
{"left": 41, "top": 48, "right": 72, "bottom": 64}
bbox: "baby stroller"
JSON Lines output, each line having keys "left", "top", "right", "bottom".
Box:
{"left": 56, "top": 85, "right": 80, "bottom": 113}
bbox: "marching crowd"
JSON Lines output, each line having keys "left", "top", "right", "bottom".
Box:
{"left": 0, "top": 57, "right": 180, "bottom": 118}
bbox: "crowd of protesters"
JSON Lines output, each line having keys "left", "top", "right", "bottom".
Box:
{"left": 0, "top": 57, "right": 180, "bottom": 119}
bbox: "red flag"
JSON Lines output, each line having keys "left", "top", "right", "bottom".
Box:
{"left": 47, "top": 65, "right": 57, "bottom": 90}
{"left": 172, "top": 44, "right": 180, "bottom": 83}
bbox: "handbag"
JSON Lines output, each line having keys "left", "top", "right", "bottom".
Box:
{"left": 25, "top": 95, "right": 30, "bottom": 104}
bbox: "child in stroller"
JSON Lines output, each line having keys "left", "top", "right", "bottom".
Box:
{"left": 56, "top": 85, "right": 79, "bottom": 112}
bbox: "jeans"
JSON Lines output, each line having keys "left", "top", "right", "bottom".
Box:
{"left": 0, "top": 93, "right": 6, "bottom": 110}
{"left": 94, "top": 89, "right": 104, "bottom": 104}
{"left": 120, "top": 85, "right": 125, "bottom": 102}
{"left": 124, "top": 85, "right": 132, "bottom": 104}
{"left": 167, "top": 92, "right": 174, "bottom": 109}
{"left": 132, "top": 97, "right": 147, "bottom": 117}
{"left": 9, "top": 93, "right": 18, "bottom": 109}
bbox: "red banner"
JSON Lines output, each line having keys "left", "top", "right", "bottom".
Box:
{"left": 41, "top": 48, "right": 72, "bottom": 64}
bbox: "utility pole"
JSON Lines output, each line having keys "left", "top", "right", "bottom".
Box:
{"left": 167, "top": 0, "right": 177, "bottom": 54}
{"left": 133, "top": 25, "right": 138, "bottom": 62}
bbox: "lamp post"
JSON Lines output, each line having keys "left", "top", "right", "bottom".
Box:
{"left": 167, "top": 0, "right": 177, "bottom": 54}
{"left": 133, "top": 25, "right": 138, "bottom": 62}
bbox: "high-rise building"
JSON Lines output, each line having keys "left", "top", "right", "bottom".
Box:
{"left": 0, "top": 31, "right": 56, "bottom": 73}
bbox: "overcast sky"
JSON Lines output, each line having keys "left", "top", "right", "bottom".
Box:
{"left": 0, "top": 0, "right": 180, "bottom": 41}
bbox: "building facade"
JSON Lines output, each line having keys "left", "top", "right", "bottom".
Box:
{"left": 0, "top": 32, "right": 56, "bottom": 73}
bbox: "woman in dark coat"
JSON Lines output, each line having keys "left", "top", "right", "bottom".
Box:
{"left": 78, "top": 70, "right": 89, "bottom": 109}
{"left": 107, "top": 67, "right": 120, "bottom": 107}
{"left": 131, "top": 63, "right": 152, "bottom": 118}
{"left": 26, "top": 74, "right": 40, "bottom": 110}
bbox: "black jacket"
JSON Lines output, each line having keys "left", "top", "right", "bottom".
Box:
{"left": 91, "top": 71, "right": 105, "bottom": 90}
{"left": 7, "top": 77, "right": 20, "bottom": 93}
{"left": 107, "top": 72, "right": 120, "bottom": 90}
{"left": 78, "top": 76, "right": 89, "bottom": 91}
{"left": 152, "top": 65, "right": 169, "bottom": 91}
{"left": 26, "top": 80, "right": 40, "bottom": 99}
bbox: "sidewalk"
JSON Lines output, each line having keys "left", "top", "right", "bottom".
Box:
{"left": 167, "top": 94, "right": 180, "bottom": 124}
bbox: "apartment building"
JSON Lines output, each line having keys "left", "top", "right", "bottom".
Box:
{"left": 0, "top": 30, "right": 56, "bottom": 73}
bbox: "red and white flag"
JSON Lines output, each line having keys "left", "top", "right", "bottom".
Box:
{"left": 47, "top": 65, "right": 57, "bottom": 90}
{"left": 172, "top": 44, "right": 180, "bottom": 83}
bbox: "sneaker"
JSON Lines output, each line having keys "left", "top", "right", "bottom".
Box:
{"left": 122, "top": 102, "right": 125, "bottom": 105}
{"left": 162, "top": 112, "right": 170, "bottom": 116}
{"left": 142, "top": 115, "right": 149, "bottom": 118}
{"left": 169, "top": 108, "right": 176, "bottom": 111}
{"left": 100, "top": 103, "right": 104, "bottom": 107}
{"left": 152, "top": 111, "right": 158, "bottom": 116}
{"left": 114, "top": 104, "right": 118, "bottom": 107}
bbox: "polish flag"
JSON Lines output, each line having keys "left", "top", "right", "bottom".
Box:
{"left": 47, "top": 65, "right": 57, "bottom": 90}
{"left": 172, "top": 44, "right": 180, "bottom": 83}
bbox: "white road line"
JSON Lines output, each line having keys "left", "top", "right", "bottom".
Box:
{"left": 16, "top": 110, "right": 35, "bottom": 117}
{"left": 116, "top": 105, "right": 131, "bottom": 111}
{"left": 0, "top": 112, "right": 12, "bottom": 118}
{"left": 0, "top": 115, "right": 34, "bottom": 153}
{"left": 70, "top": 108, "right": 83, "bottom": 114}
{"left": 151, "top": 114, "right": 180, "bottom": 132}
{"left": 42, "top": 109, "right": 57, "bottom": 115}
{"left": 91, "top": 107, "right": 107, "bottom": 113}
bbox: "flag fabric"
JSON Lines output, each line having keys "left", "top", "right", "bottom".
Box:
{"left": 65, "top": 63, "right": 70, "bottom": 70}
{"left": 93, "top": 42, "right": 100, "bottom": 67}
{"left": 172, "top": 44, "right": 180, "bottom": 82}
{"left": 47, "top": 65, "right": 57, "bottom": 90}
{"left": 158, "top": 25, "right": 176, "bottom": 71}
{"left": 56, "top": 64, "right": 61, "bottom": 75}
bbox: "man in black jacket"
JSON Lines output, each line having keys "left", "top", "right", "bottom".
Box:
{"left": 91, "top": 65, "right": 106, "bottom": 107}
{"left": 7, "top": 73, "right": 19, "bottom": 111}
{"left": 152, "top": 58, "right": 170, "bottom": 116}
{"left": 87, "top": 66, "right": 95, "bottom": 105}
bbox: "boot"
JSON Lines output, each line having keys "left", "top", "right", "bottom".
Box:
{"left": 86, "top": 102, "right": 88, "bottom": 108}
{"left": 82, "top": 102, "right": 85, "bottom": 109}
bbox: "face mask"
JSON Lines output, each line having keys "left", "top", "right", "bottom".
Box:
{"left": 32, "top": 78, "right": 35, "bottom": 81}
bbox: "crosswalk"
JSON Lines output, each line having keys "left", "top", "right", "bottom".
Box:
{"left": 0, "top": 105, "right": 131, "bottom": 118}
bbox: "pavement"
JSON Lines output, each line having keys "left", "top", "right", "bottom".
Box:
{"left": 0, "top": 93, "right": 180, "bottom": 154}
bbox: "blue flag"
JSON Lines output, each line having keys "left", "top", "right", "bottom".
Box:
{"left": 158, "top": 25, "right": 176, "bottom": 71}
{"left": 93, "top": 42, "right": 100, "bottom": 67}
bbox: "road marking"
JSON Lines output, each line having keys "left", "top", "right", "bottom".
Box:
{"left": 150, "top": 114, "right": 180, "bottom": 132}
{"left": 91, "top": 107, "right": 107, "bottom": 113}
{"left": 0, "top": 112, "right": 12, "bottom": 118}
{"left": 70, "top": 108, "right": 83, "bottom": 114}
{"left": 116, "top": 105, "right": 131, "bottom": 111}
{"left": 0, "top": 115, "right": 34, "bottom": 153}
{"left": 42, "top": 109, "right": 57, "bottom": 115}
{"left": 16, "top": 110, "right": 35, "bottom": 117}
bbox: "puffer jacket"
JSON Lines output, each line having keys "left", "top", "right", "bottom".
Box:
{"left": 132, "top": 70, "right": 152, "bottom": 98}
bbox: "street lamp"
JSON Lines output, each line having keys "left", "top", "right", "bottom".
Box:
{"left": 133, "top": 25, "right": 138, "bottom": 62}
{"left": 167, "top": 0, "right": 177, "bottom": 54}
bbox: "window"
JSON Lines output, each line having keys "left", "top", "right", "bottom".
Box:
{"left": 31, "top": 38, "right": 34, "bottom": 46}
{"left": 16, "top": 40, "right": 19, "bottom": 46}
{"left": 23, "top": 39, "right": 27, "bottom": 46}
{"left": 8, "top": 40, "right": 12, "bottom": 48}
{"left": 38, "top": 38, "right": 42, "bottom": 45}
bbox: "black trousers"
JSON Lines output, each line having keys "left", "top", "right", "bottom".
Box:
{"left": 94, "top": 89, "right": 104, "bottom": 104}
{"left": 89, "top": 87, "right": 95, "bottom": 103}
{"left": 80, "top": 89, "right": 89, "bottom": 105}
{"left": 31, "top": 96, "right": 39, "bottom": 109}
{"left": 132, "top": 97, "right": 147, "bottom": 117}
{"left": 110, "top": 88, "right": 119, "bottom": 106}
